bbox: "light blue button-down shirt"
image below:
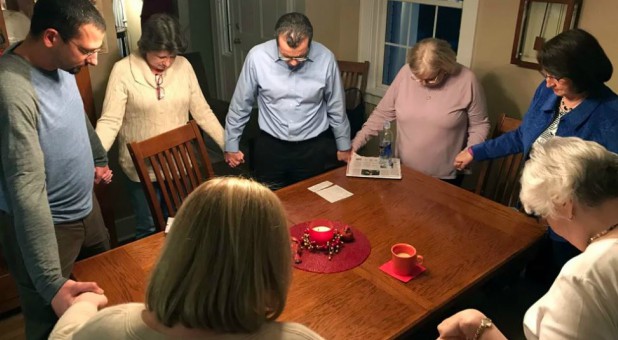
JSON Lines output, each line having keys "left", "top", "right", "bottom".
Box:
{"left": 225, "top": 40, "right": 351, "bottom": 152}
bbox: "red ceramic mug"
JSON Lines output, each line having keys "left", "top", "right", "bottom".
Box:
{"left": 391, "top": 243, "right": 423, "bottom": 276}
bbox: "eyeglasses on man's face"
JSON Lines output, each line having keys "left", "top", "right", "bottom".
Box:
{"left": 68, "top": 39, "right": 102, "bottom": 58}
{"left": 279, "top": 54, "right": 308, "bottom": 62}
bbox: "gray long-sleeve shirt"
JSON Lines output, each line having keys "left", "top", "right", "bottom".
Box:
{"left": 0, "top": 48, "right": 107, "bottom": 303}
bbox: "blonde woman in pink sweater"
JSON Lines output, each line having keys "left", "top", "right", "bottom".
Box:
{"left": 352, "top": 38, "right": 489, "bottom": 186}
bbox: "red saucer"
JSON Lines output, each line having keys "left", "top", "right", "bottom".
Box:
{"left": 379, "top": 260, "right": 426, "bottom": 283}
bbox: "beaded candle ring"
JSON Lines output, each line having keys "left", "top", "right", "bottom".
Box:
{"left": 289, "top": 225, "right": 356, "bottom": 262}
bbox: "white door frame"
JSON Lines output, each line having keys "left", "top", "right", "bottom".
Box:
{"left": 211, "top": 0, "right": 305, "bottom": 100}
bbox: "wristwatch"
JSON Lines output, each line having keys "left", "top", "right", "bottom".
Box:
{"left": 473, "top": 317, "right": 493, "bottom": 340}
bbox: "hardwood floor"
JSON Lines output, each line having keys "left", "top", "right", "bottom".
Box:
{"left": 0, "top": 309, "right": 24, "bottom": 340}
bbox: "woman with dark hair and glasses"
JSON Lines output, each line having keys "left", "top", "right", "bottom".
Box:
{"left": 454, "top": 28, "right": 618, "bottom": 280}
{"left": 352, "top": 38, "right": 490, "bottom": 186}
{"left": 95, "top": 13, "right": 225, "bottom": 238}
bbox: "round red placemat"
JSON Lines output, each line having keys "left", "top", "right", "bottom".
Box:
{"left": 290, "top": 219, "right": 371, "bottom": 274}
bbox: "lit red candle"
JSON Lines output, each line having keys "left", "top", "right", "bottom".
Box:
{"left": 309, "top": 226, "right": 334, "bottom": 245}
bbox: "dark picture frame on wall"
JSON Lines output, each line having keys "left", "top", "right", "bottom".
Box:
{"left": 511, "top": 0, "right": 582, "bottom": 70}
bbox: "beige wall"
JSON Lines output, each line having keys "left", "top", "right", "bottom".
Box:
{"left": 307, "top": 0, "right": 618, "bottom": 123}
{"left": 125, "top": 0, "right": 143, "bottom": 55}
{"left": 306, "top": 0, "right": 360, "bottom": 61}
{"left": 471, "top": 0, "right": 618, "bottom": 123}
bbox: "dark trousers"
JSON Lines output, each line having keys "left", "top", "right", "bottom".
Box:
{"left": 0, "top": 194, "right": 110, "bottom": 340}
{"left": 253, "top": 130, "right": 338, "bottom": 190}
{"left": 526, "top": 228, "right": 581, "bottom": 288}
{"left": 441, "top": 174, "right": 465, "bottom": 187}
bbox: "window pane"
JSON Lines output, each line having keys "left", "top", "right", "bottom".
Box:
{"left": 382, "top": 45, "right": 407, "bottom": 85}
{"left": 412, "top": 4, "right": 435, "bottom": 45}
{"left": 435, "top": 6, "right": 462, "bottom": 52}
{"left": 382, "top": 1, "right": 463, "bottom": 86}
{"left": 385, "top": 1, "right": 404, "bottom": 44}
{"left": 386, "top": 1, "right": 405, "bottom": 44}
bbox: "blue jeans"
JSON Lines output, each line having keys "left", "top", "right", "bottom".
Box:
{"left": 127, "top": 180, "right": 155, "bottom": 238}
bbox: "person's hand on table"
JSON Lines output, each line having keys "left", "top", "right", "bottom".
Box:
{"left": 225, "top": 151, "right": 245, "bottom": 168}
{"left": 437, "top": 309, "right": 486, "bottom": 339}
{"left": 94, "top": 166, "right": 113, "bottom": 184}
{"left": 437, "top": 309, "right": 504, "bottom": 340}
{"left": 51, "top": 279, "right": 105, "bottom": 317}
{"left": 454, "top": 148, "right": 474, "bottom": 171}
{"left": 337, "top": 149, "right": 352, "bottom": 163}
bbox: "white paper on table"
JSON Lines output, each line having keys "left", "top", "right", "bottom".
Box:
{"left": 314, "top": 184, "right": 353, "bottom": 203}
{"left": 164, "top": 217, "right": 175, "bottom": 234}
{"left": 307, "top": 181, "right": 334, "bottom": 192}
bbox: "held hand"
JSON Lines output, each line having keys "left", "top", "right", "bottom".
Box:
{"left": 453, "top": 149, "right": 474, "bottom": 171}
{"left": 51, "top": 279, "right": 104, "bottom": 317}
{"left": 73, "top": 292, "right": 108, "bottom": 310}
{"left": 224, "top": 151, "right": 245, "bottom": 168}
{"left": 437, "top": 309, "right": 486, "bottom": 340}
{"left": 94, "top": 166, "right": 113, "bottom": 184}
{"left": 337, "top": 149, "right": 352, "bottom": 163}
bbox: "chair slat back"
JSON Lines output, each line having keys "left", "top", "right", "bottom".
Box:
{"left": 128, "top": 120, "right": 214, "bottom": 231}
{"left": 475, "top": 114, "right": 524, "bottom": 207}
{"left": 337, "top": 60, "right": 370, "bottom": 93}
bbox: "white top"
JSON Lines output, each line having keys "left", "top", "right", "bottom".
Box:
{"left": 96, "top": 53, "right": 225, "bottom": 182}
{"left": 50, "top": 302, "right": 325, "bottom": 340}
{"left": 523, "top": 238, "right": 618, "bottom": 339}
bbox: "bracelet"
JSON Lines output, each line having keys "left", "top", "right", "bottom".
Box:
{"left": 467, "top": 146, "right": 474, "bottom": 157}
{"left": 473, "top": 317, "right": 493, "bottom": 340}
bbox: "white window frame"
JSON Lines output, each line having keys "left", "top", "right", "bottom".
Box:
{"left": 358, "top": 0, "right": 479, "bottom": 105}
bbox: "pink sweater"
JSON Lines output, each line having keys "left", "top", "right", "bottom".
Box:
{"left": 352, "top": 65, "right": 489, "bottom": 179}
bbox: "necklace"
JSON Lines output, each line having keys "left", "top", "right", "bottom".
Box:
{"left": 559, "top": 98, "right": 574, "bottom": 114}
{"left": 588, "top": 222, "right": 618, "bottom": 245}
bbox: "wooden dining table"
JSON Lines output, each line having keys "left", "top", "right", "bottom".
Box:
{"left": 73, "top": 166, "right": 545, "bottom": 339}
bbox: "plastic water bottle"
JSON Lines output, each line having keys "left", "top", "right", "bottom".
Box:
{"left": 379, "top": 121, "right": 393, "bottom": 168}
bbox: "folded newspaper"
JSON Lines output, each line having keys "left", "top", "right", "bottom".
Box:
{"left": 346, "top": 154, "right": 402, "bottom": 179}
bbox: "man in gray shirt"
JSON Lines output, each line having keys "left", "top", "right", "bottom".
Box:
{"left": 0, "top": 0, "right": 112, "bottom": 338}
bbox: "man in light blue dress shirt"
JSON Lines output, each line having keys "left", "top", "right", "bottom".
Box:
{"left": 224, "top": 12, "right": 351, "bottom": 190}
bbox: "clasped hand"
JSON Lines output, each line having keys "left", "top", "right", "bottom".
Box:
{"left": 51, "top": 279, "right": 107, "bottom": 317}
{"left": 225, "top": 151, "right": 245, "bottom": 168}
{"left": 453, "top": 149, "right": 474, "bottom": 171}
{"left": 94, "top": 166, "right": 113, "bottom": 184}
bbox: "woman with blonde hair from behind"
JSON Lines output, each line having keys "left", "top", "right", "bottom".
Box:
{"left": 50, "top": 177, "right": 324, "bottom": 339}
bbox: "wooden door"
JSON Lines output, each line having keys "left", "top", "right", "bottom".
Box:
{"left": 211, "top": 0, "right": 305, "bottom": 101}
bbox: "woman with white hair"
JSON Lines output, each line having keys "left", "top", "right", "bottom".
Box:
{"left": 50, "top": 177, "right": 323, "bottom": 339}
{"left": 437, "top": 136, "right": 618, "bottom": 339}
{"left": 351, "top": 38, "right": 489, "bottom": 186}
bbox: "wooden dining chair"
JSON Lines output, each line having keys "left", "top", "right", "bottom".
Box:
{"left": 474, "top": 113, "right": 524, "bottom": 207}
{"left": 127, "top": 120, "right": 215, "bottom": 231}
{"left": 337, "top": 60, "right": 370, "bottom": 93}
{"left": 337, "top": 60, "right": 370, "bottom": 140}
